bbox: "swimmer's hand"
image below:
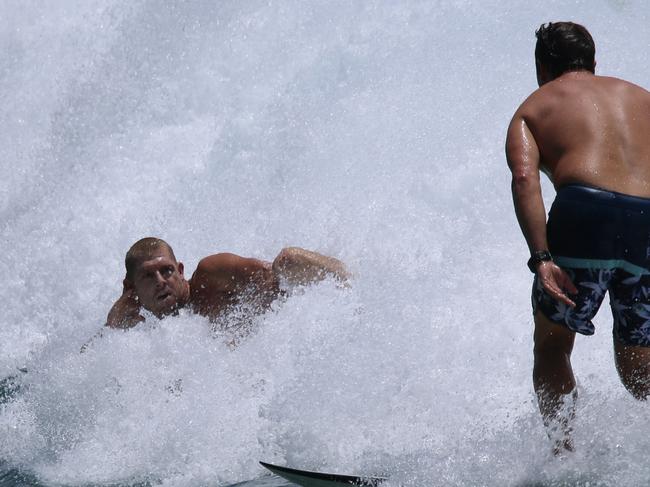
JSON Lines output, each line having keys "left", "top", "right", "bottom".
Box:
{"left": 106, "top": 287, "right": 145, "bottom": 329}
{"left": 536, "top": 261, "right": 578, "bottom": 308}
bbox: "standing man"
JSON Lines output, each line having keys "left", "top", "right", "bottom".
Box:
{"left": 506, "top": 22, "right": 650, "bottom": 452}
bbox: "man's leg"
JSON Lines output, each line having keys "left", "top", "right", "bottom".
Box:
{"left": 614, "top": 340, "right": 650, "bottom": 400}
{"left": 533, "top": 310, "right": 577, "bottom": 453}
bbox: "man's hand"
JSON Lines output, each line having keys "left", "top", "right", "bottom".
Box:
{"left": 272, "top": 247, "right": 350, "bottom": 286}
{"left": 537, "top": 261, "right": 578, "bottom": 307}
{"left": 106, "top": 287, "right": 144, "bottom": 329}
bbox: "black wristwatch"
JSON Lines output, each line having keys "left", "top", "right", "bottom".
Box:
{"left": 527, "top": 250, "right": 553, "bottom": 273}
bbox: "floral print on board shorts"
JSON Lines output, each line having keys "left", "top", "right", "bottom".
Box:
{"left": 531, "top": 184, "right": 650, "bottom": 347}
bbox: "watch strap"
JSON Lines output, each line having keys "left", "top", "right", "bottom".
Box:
{"left": 527, "top": 250, "right": 553, "bottom": 273}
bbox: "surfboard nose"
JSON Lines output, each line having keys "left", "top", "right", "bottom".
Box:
{"left": 259, "top": 461, "right": 386, "bottom": 487}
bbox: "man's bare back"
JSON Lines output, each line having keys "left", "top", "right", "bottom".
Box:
{"left": 510, "top": 72, "right": 650, "bottom": 196}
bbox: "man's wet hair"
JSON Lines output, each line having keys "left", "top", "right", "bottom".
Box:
{"left": 125, "top": 237, "right": 177, "bottom": 280}
{"left": 535, "top": 22, "right": 595, "bottom": 78}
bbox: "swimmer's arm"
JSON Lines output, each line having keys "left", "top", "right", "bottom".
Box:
{"left": 272, "top": 247, "right": 350, "bottom": 286}
{"left": 506, "top": 114, "right": 548, "bottom": 254}
{"left": 105, "top": 287, "right": 144, "bottom": 329}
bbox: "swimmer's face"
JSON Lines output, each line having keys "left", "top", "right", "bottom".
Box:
{"left": 127, "top": 247, "right": 188, "bottom": 318}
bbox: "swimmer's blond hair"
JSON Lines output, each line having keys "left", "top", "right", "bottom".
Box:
{"left": 125, "top": 237, "right": 177, "bottom": 280}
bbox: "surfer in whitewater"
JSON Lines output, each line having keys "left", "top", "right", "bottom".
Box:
{"left": 506, "top": 21, "right": 650, "bottom": 453}
{"left": 105, "top": 238, "right": 349, "bottom": 329}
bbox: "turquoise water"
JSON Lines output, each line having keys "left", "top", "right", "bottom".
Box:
{"left": 2, "top": 1, "right": 650, "bottom": 486}
{"left": 0, "top": 465, "right": 289, "bottom": 487}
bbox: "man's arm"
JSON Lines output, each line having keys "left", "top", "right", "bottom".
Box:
{"left": 506, "top": 113, "right": 577, "bottom": 307}
{"left": 272, "top": 247, "right": 350, "bottom": 286}
{"left": 506, "top": 114, "right": 549, "bottom": 253}
{"left": 105, "top": 286, "right": 144, "bottom": 329}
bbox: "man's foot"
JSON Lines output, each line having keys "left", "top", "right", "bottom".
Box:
{"left": 543, "top": 388, "right": 577, "bottom": 455}
{"left": 551, "top": 435, "right": 574, "bottom": 456}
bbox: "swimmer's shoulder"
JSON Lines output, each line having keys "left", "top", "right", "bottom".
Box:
{"left": 191, "top": 253, "right": 272, "bottom": 289}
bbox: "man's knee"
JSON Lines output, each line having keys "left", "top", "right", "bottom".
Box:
{"left": 533, "top": 311, "right": 575, "bottom": 359}
{"left": 614, "top": 341, "right": 650, "bottom": 400}
{"left": 617, "top": 367, "right": 650, "bottom": 401}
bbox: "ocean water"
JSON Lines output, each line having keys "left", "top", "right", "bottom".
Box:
{"left": 2, "top": 1, "right": 650, "bottom": 486}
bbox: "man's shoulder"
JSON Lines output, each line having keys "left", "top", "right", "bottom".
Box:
{"left": 189, "top": 253, "right": 249, "bottom": 293}
{"left": 513, "top": 76, "right": 595, "bottom": 119}
{"left": 597, "top": 74, "right": 643, "bottom": 86}
{"left": 193, "top": 253, "right": 271, "bottom": 278}
{"left": 598, "top": 75, "right": 650, "bottom": 97}
{"left": 194, "top": 253, "right": 247, "bottom": 275}
{"left": 197, "top": 252, "right": 242, "bottom": 267}
{"left": 510, "top": 88, "right": 545, "bottom": 123}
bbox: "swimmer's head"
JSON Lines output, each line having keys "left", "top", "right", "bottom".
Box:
{"left": 125, "top": 238, "right": 176, "bottom": 280}
{"left": 123, "top": 238, "right": 189, "bottom": 317}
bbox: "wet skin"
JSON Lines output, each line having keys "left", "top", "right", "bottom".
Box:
{"left": 510, "top": 69, "right": 650, "bottom": 197}
{"left": 107, "top": 248, "right": 276, "bottom": 328}
{"left": 128, "top": 250, "right": 190, "bottom": 318}
{"left": 106, "top": 246, "right": 348, "bottom": 329}
{"left": 506, "top": 65, "right": 650, "bottom": 451}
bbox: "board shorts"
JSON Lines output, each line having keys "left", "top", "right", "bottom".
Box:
{"left": 532, "top": 184, "right": 650, "bottom": 346}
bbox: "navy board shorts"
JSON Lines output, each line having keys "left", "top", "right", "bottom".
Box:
{"left": 532, "top": 184, "right": 650, "bottom": 346}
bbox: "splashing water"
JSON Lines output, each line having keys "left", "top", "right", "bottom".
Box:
{"left": 2, "top": 1, "right": 650, "bottom": 486}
